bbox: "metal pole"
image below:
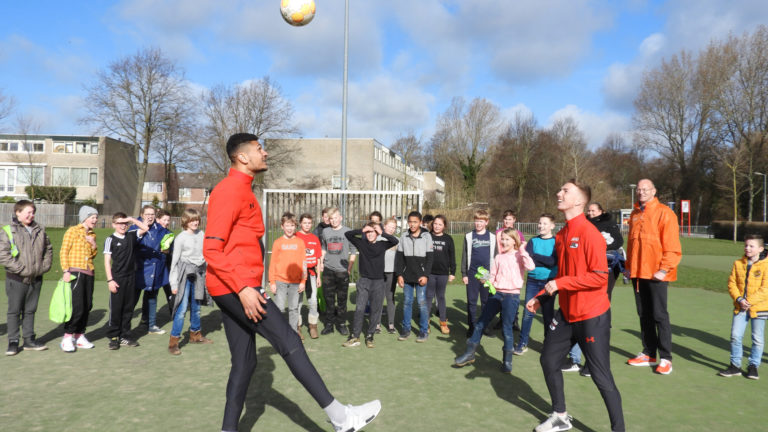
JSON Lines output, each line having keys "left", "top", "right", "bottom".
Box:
{"left": 630, "top": 184, "right": 636, "bottom": 209}
{"left": 757, "top": 172, "right": 767, "bottom": 223}
{"left": 340, "top": 0, "right": 349, "bottom": 218}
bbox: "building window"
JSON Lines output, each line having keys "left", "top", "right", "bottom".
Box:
{"left": 89, "top": 168, "right": 98, "bottom": 186}
{"left": 17, "top": 166, "right": 44, "bottom": 186}
{"left": 90, "top": 143, "right": 98, "bottom": 154}
{"left": 75, "top": 142, "right": 89, "bottom": 154}
{"left": 21, "top": 142, "right": 44, "bottom": 153}
{"left": 179, "top": 187, "right": 191, "bottom": 198}
{"left": 143, "top": 182, "right": 163, "bottom": 193}
{"left": 52, "top": 167, "right": 69, "bottom": 186}
{"left": 51, "top": 167, "right": 96, "bottom": 187}
{"left": 0, "top": 168, "right": 16, "bottom": 192}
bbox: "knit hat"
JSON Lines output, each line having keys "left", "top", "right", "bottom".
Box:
{"left": 79, "top": 205, "right": 98, "bottom": 223}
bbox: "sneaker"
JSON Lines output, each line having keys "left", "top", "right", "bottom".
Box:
{"left": 513, "top": 345, "right": 528, "bottom": 356}
{"left": 627, "top": 352, "right": 657, "bottom": 366}
{"left": 415, "top": 332, "right": 428, "bottom": 343}
{"left": 365, "top": 336, "right": 375, "bottom": 348}
{"left": 342, "top": 337, "right": 360, "bottom": 348}
{"left": 108, "top": 337, "right": 120, "bottom": 350}
{"left": 321, "top": 325, "right": 335, "bottom": 335}
{"left": 337, "top": 323, "right": 349, "bottom": 336}
{"left": 5, "top": 340, "right": 20, "bottom": 356}
{"left": 561, "top": 357, "right": 580, "bottom": 372}
{"left": 440, "top": 321, "right": 450, "bottom": 334}
{"left": 387, "top": 325, "right": 396, "bottom": 334}
{"left": 397, "top": 331, "right": 410, "bottom": 341}
{"left": 23, "top": 338, "right": 48, "bottom": 351}
{"left": 148, "top": 325, "right": 166, "bottom": 335}
{"left": 60, "top": 336, "right": 76, "bottom": 353}
{"left": 746, "top": 364, "right": 759, "bottom": 380}
{"left": 534, "top": 412, "right": 573, "bottom": 432}
{"left": 579, "top": 364, "right": 591, "bottom": 377}
{"left": 120, "top": 338, "right": 140, "bottom": 347}
{"left": 375, "top": 325, "right": 381, "bottom": 334}
{"left": 331, "top": 400, "right": 381, "bottom": 432}
{"left": 75, "top": 334, "right": 94, "bottom": 349}
{"left": 718, "top": 363, "right": 743, "bottom": 377}
{"left": 655, "top": 359, "right": 673, "bottom": 375}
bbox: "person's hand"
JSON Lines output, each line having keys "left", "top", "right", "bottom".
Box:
{"left": 270, "top": 283, "right": 277, "bottom": 295}
{"left": 448, "top": 275, "right": 455, "bottom": 282}
{"left": 299, "top": 282, "right": 305, "bottom": 293}
{"left": 462, "top": 276, "right": 469, "bottom": 284}
{"left": 397, "top": 276, "right": 405, "bottom": 288}
{"left": 171, "top": 288, "right": 178, "bottom": 295}
{"left": 418, "top": 276, "right": 428, "bottom": 286}
{"left": 85, "top": 236, "right": 96, "bottom": 249}
{"left": 362, "top": 226, "right": 373, "bottom": 234}
{"left": 318, "top": 262, "right": 324, "bottom": 273}
{"left": 239, "top": 287, "right": 268, "bottom": 322}
{"left": 108, "top": 280, "right": 119, "bottom": 294}
{"left": 526, "top": 297, "right": 540, "bottom": 313}
{"left": 740, "top": 298, "right": 751, "bottom": 310}
{"left": 519, "top": 241, "right": 527, "bottom": 252}
{"left": 544, "top": 280, "right": 558, "bottom": 295}
{"left": 652, "top": 270, "right": 667, "bottom": 281}
{"left": 373, "top": 224, "right": 382, "bottom": 235}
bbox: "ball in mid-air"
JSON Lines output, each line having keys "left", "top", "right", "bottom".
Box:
{"left": 280, "top": 0, "right": 315, "bottom": 26}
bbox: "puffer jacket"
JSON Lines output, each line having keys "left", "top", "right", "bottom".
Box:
{"left": 0, "top": 218, "right": 53, "bottom": 283}
{"left": 728, "top": 256, "right": 768, "bottom": 318}
{"left": 589, "top": 212, "right": 623, "bottom": 251}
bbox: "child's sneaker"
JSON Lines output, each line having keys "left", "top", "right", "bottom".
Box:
{"left": 534, "top": 412, "right": 573, "bottom": 432}
{"left": 75, "top": 334, "right": 94, "bottom": 349}
{"left": 627, "top": 352, "right": 657, "bottom": 366}
{"left": 342, "top": 337, "right": 360, "bottom": 348}
{"left": 120, "top": 338, "right": 140, "bottom": 347}
{"left": 415, "top": 332, "right": 428, "bottom": 343}
{"left": 108, "top": 337, "right": 120, "bottom": 350}
{"left": 148, "top": 325, "right": 166, "bottom": 335}
{"left": 561, "top": 357, "right": 580, "bottom": 372}
{"left": 330, "top": 400, "right": 381, "bottom": 432}
{"left": 746, "top": 364, "right": 759, "bottom": 380}
{"left": 655, "top": 359, "right": 673, "bottom": 375}
{"left": 387, "top": 325, "right": 396, "bottom": 334}
{"left": 718, "top": 363, "right": 742, "bottom": 377}
{"left": 397, "top": 331, "right": 410, "bottom": 341}
{"left": 513, "top": 345, "right": 528, "bottom": 356}
{"left": 60, "top": 336, "right": 76, "bottom": 353}
{"left": 365, "top": 336, "right": 375, "bottom": 348}
{"left": 440, "top": 321, "right": 450, "bottom": 334}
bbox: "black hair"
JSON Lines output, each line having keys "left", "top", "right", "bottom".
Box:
{"left": 407, "top": 210, "right": 422, "bottom": 221}
{"left": 226, "top": 133, "right": 260, "bottom": 161}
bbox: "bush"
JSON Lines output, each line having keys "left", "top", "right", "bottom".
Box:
{"left": 0, "top": 196, "right": 16, "bottom": 203}
{"left": 24, "top": 186, "right": 77, "bottom": 203}
{"left": 711, "top": 220, "right": 768, "bottom": 241}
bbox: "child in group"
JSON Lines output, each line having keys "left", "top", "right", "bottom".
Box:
{"left": 382, "top": 218, "right": 399, "bottom": 334}
{"left": 514, "top": 213, "right": 558, "bottom": 356}
{"left": 395, "top": 211, "right": 434, "bottom": 342}
{"left": 427, "top": 215, "right": 456, "bottom": 334}
{"left": 59, "top": 206, "right": 99, "bottom": 352}
{"left": 461, "top": 209, "right": 496, "bottom": 337}
{"left": 498, "top": 210, "right": 525, "bottom": 332}
{"left": 718, "top": 234, "right": 768, "bottom": 379}
{"left": 168, "top": 209, "right": 212, "bottom": 355}
{"left": 343, "top": 222, "right": 398, "bottom": 348}
{"left": 454, "top": 228, "right": 534, "bottom": 372}
{"left": 320, "top": 207, "right": 356, "bottom": 335}
{"left": 296, "top": 213, "right": 323, "bottom": 339}
{"left": 156, "top": 208, "right": 175, "bottom": 316}
{"left": 104, "top": 212, "right": 149, "bottom": 350}
{"left": 269, "top": 212, "right": 307, "bottom": 336}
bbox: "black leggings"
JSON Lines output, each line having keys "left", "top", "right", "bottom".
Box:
{"left": 214, "top": 292, "right": 334, "bottom": 431}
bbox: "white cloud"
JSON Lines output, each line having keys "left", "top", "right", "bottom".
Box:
{"left": 548, "top": 104, "right": 631, "bottom": 149}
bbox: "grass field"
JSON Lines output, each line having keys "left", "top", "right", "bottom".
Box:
{"left": 0, "top": 232, "right": 762, "bottom": 431}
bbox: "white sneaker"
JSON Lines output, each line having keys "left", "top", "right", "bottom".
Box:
{"left": 331, "top": 400, "right": 381, "bottom": 432}
{"left": 60, "top": 336, "right": 76, "bottom": 353}
{"left": 148, "top": 325, "right": 166, "bottom": 335}
{"left": 534, "top": 412, "right": 573, "bottom": 432}
{"left": 76, "top": 334, "right": 94, "bottom": 349}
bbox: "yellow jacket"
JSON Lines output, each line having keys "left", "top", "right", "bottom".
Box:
{"left": 728, "top": 256, "right": 768, "bottom": 318}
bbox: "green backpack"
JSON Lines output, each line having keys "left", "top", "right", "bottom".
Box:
{"left": 49, "top": 278, "right": 73, "bottom": 323}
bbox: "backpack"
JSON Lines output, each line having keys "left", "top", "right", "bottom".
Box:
{"left": 49, "top": 278, "right": 73, "bottom": 323}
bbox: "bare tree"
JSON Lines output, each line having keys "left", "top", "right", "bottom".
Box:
{"left": 0, "top": 89, "right": 15, "bottom": 130}
{"left": 390, "top": 131, "right": 425, "bottom": 190}
{"left": 12, "top": 114, "right": 44, "bottom": 196}
{"left": 199, "top": 77, "right": 299, "bottom": 178}
{"left": 550, "top": 116, "right": 590, "bottom": 182}
{"left": 433, "top": 97, "right": 504, "bottom": 202}
{"left": 715, "top": 142, "right": 749, "bottom": 241}
{"left": 80, "top": 47, "right": 194, "bottom": 215}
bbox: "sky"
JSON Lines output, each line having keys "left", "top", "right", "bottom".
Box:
{"left": 1, "top": 0, "right": 767, "bottom": 152}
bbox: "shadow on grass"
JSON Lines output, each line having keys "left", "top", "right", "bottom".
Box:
{"left": 621, "top": 326, "right": 727, "bottom": 371}
{"left": 0, "top": 322, "right": 6, "bottom": 336}
{"left": 239, "top": 346, "right": 326, "bottom": 432}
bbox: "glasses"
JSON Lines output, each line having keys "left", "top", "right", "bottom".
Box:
{"left": 636, "top": 188, "right": 653, "bottom": 193}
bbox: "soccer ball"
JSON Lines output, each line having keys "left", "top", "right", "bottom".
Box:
{"left": 280, "top": 0, "right": 316, "bottom": 26}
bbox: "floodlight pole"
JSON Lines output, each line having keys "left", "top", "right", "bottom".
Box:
{"left": 340, "top": 0, "right": 349, "bottom": 218}
{"left": 755, "top": 172, "right": 767, "bottom": 223}
{"left": 629, "top": 183, "right": 636, "bottom": 209}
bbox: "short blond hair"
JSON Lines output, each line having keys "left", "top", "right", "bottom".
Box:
{"left": 181, "top": 208, "right": 201, "bottom": 230}
{"left": 473, "top": 209, "right": 489, "bottom": 221}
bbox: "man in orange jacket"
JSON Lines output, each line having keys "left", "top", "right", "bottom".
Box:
{"left": 625, "top": 179, "right": 681, "bottom": 375}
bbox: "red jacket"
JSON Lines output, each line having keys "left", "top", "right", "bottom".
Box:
{"left": 203, "top": 169, "right": 265, "bottom": 296}
{"left": 542, "top": 213, "right": 610, "bottom": 322}
{"left": 296, "top": 231, "right": 322, "bottom": 275}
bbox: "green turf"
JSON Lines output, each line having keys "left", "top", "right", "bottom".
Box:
{"left": 1, "top": 280, "right": 766, "bottom": 431}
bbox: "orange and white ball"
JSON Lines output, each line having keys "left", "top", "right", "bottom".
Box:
{"left": 280, "top": 0, "right": 316, "bottom": 27}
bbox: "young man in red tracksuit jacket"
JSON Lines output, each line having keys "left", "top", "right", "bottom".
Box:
{"left": 203, "top": 133, "right": 380, "bottom": 432}
{"left": 526, "top": 180, "right": 624, "bottom": 432}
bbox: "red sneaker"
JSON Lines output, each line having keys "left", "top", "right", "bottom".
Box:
{"left": 655, "top": 359, "right": 673, "bottom": 375}
{"left": 627, "top": 353, "right": 657, "bottom": 366}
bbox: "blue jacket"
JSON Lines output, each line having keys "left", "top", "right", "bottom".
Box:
{"left": 131, "top": 219, "right": 171, "bottom": 290}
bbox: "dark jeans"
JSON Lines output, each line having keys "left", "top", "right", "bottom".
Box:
{"left": 321, "top": 270, "right": 349, "bottom": 326}
{"left": 107, "top": 273, "right": 135, "bottom": 339}
{"left": 465, "top": 274, "right": 490, "bottom": 331}
{"left": 633, "top": 278, "right": 672, "bottom": 360}
{"left": 351, "top": 277, "right": 385, "bottom": 338}
{"left": 64, "top": 272, "right": 94, "bottom": 334}
{"left": 214, "top": 292, "right": 334, "bottom": 432}
{"left": 468, "top": 291, "right": 519, "bottom": 351}
{"left": 540, "top": 309, "right": 624, "bottom": 432}
{"left": 426, "top": 274, "right": 449, "bottom": 322}
{"left": 517, "top": 277, "right": 556, "bottom": 348}
{"left": 5, "top": 277, "right": 42, "bottom": 341}
{"left": 382, "top": 272, "right": 397, "bottom": 328}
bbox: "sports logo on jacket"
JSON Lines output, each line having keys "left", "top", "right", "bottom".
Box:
{"left": 569, "top": 237, "right": 580, "bottom": 249}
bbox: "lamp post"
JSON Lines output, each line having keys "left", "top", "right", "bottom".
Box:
{"left": 340, "top": 0, "right": 349, "bottom": 217}
{"left": 755, "top": 172, "right": 767, "bottom": 223}
{"left": 629, "top": 183, "right": 636, "bottom": 209}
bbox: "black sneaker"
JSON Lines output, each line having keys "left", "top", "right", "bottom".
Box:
{"left": 415, "top": 332, "right": 428, "bottom": 343}
{"left": 120, "top": 338, "right": 140, "bottom": 347}
{"left": 397, "top": 331, "right": 410, "bottom": 341}
{"left": 23, "top": 337, "right": 48, "bottom": 351}
{"left": 108, "top": 337, "right": 120, "bottom": 350}
{"left": 365, "top": 336, "right": 375, "bottom": 348}
{"left": 580, "top": 364, "right": 591, "bottom": 377}
{"left": 321, "top": 325, "right": 334, "bottom": 335}
{"left": 718, "top": 363, "right": 742, "bottom": 377}
{"left": 337, "top": 323, "right": 349, "bottom": 336}
{"left": 5, "top": 340, "right": 20, "bottom": 356}
{"left": 746, "top": 364, "right": 759, "bottom": 380}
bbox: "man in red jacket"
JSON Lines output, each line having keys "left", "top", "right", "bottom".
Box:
{"left": 526, "top": 180, "right": 624, "bottom": 432}
{"left": 203, "top": 133, "right": 380, "bottom": 432}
